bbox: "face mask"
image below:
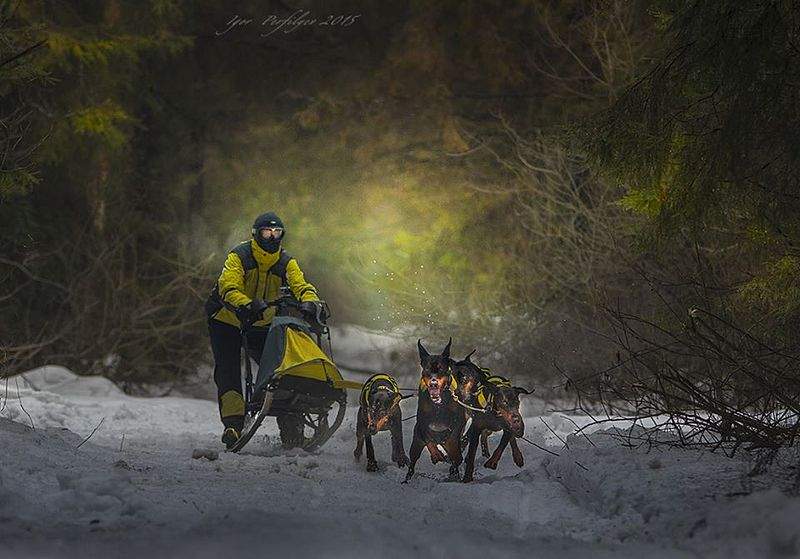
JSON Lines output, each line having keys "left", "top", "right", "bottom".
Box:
{"left": 256, "top": 236, "right": 281, "bottom": 253}
{"left": 253, "top": 227, "right": 284, "bottom": 253}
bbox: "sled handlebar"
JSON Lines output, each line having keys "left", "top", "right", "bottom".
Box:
{"left": 239, "top": 295, "right": 330, "bottom": 334}
{"left": 267, "top": 296, "right": 331, "bottom": 326}
{"left": 265, "top": 296, "right": 300, "bottom": 309}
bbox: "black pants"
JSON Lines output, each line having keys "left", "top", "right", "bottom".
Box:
{"left": 207, "top": 319, "right": 268, "bottom": 430}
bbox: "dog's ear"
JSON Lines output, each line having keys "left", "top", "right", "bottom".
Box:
{"left": 514, "top": 386, "right": 534, "bottom": 395}
{"left": 464, "top": 349, "right": 476, "bottom": 362}
{"left": 442, "top": 337, "right": 452, "bottom": 359}
{"left": 417, "top": 339, "right": 430, "bottom": 362}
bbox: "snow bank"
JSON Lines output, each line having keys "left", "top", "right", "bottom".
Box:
{"left": 2, "top": 365, "right": 218, "bottom": 449}
{"left": 18, "top": 364, "right": 124, "bottom": 397}
{"left": 0, "top": 417, "right": 151, "bottom": 545}
{"left": 542, "top": 427, "right": 800, "bottom": 558}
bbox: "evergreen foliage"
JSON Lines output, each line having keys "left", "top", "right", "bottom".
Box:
{"left": 587, "top": 0, "right": 800, "bottom": 325}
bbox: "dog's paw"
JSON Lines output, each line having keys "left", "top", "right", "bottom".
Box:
{"left": 484, "top": 458, "right": 499, "bottom": 470}
{"left": 447, "top": 466, "right": 461, "bottom": 481}
{"left": 461, "top": 474, "right": 474, "bottom": 483}
{"left": 512, "top": 449, "right": 524, "bottom": 468}
{"left": 366, "top": 461, "right": 378, "bottom": 472}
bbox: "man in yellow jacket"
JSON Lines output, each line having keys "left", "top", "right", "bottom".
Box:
{"left": 205, "top": 212, "right": 322, "bottom": 448}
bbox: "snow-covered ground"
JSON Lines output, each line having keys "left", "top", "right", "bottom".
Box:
{"left": 1, "top": 365, "right": 799, "bottom": 559}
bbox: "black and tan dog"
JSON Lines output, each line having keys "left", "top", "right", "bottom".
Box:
{"left": 354, "top": 373, "right": 410, "bottom": 472}
{"left": 452, "top": 351, "right": 533, "bottom": 482}
{"left": 404, "top": 338, "right": 467, "bottom": 483}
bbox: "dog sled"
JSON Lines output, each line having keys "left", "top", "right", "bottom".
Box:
{"left": 228, "top": 292, "right": 361, "bottom": 453}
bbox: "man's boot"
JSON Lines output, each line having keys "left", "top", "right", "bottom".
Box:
{"left": 221, "top": 426, "right": 241, "bottom": 449}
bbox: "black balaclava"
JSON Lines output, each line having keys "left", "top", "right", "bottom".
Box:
{"left": 252, "top": 212, "right": 285, "bottom": 253}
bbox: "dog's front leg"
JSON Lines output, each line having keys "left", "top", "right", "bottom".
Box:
{"left": 403, "top": 432, "right": 425, "bottom": 483}
{"left": 354, "top": 433, "right": 365, "bottom": 463}
{"left": 444, "top": 434, "right": 463, "bottom": 481}
{"left": 459, "top": 413, "right": 472, "bottom": 451}
{"left": 484, "top": 430, "right": 511, "bottom": 470}
{"left": 354, "top": 409, "right": 365, "bottom": 463}
{"left": 390, "top": 415, "right": 409, "bottom": 467}
{"left": 509, "top": 436, "right": 524, "bottom": 467}
{"left": 462, "top": 426, "right": 480, "bottom": 483}
{"left": 480, "top": 429, "right": 490, "bottom": 458}
{"left": 365, "top": 434, "right": 378, "bottom": 472}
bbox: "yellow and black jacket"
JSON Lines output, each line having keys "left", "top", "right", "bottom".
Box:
{"left": 206, "top": 239, "right": 320, "bottom": 328}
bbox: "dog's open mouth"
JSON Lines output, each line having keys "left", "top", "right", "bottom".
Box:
{"left": 428, "top": 384, "right": 442, "bottom": 404}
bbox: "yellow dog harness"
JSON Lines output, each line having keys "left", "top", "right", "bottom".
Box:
{"left": 360, "top": 373, "right": 401, "bottom": 407}
{"left": 475, "top": 372, "right": 512, "bottom": 409}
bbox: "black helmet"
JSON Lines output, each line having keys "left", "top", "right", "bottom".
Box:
{"left": 252, "top": 212, "right": 285, "bottom": 253}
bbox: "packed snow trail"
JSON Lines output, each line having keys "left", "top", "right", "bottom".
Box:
{"left": 1, "top": 366, "right": 799, "bottom": 559}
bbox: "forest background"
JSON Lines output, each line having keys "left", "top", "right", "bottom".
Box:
{"left": 2, "top": 0, "right": 798, "bottom": 429}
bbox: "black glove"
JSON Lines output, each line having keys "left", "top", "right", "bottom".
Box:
{"left": 301, "top": 301, "right": 330, "bottom": 323}
{"left": 300, "top": 300, "right": 319, "bottom": 317}
{"left": 236, "top": 298, "right": 268, "bottom": 325}
{"left": 304, "top": 300, "right": 330, "bottom": 320}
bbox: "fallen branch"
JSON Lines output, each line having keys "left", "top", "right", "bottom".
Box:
{"left": 520, "top": 435, "right": 560, "bottom": 457}
{"left": 76, "top": 417, "right": 105, "bottom": 450}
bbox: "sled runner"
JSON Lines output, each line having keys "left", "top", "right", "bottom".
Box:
{"left": 228, "top": 293, "right": 361, "bottom": 453}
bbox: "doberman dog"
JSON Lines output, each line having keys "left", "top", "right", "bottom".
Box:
{"left": 452, "top": 351, "right": 533, "bottom": 483}
{"left": 354, "top": 373, "right": 410, "bottom": 471}
{"left": 404, "top": 338, "right": 467, "bottom": 483}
